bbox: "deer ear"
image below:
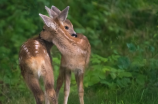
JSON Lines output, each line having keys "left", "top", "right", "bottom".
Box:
{"left": 51, "top": 6, "right": 61, "bottom": 15}
{"left": 58, "top": 6, "right": 69, "bottom": 22}
{"left": 45, "top": 6, "right": 57, "bottom": 18}
{"left": 39, "top": 13, "right": 56, "bottom": 30}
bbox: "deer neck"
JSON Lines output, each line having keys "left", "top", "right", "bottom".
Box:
{"left": 38, "top": 32, "right": 53, "bottom": 52}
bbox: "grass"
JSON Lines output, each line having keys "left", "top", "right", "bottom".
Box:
{"left": 1, "top": 83, "right": 158, "bottom": 104}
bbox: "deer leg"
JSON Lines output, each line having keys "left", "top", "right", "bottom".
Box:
{"left": 63, "top": 70, "right": 71, "bottom": 104}
{"left": 55, "top": 66, "right": 65, "bottom": 103}
{"left": 44, "top": 91, "right": 50, "bottom": 104}
{"left": 24, "top": 72, "right": 44, "bottom": 104}
{"left": 75, "top": 72, "right": 84, "bottom": 104}
{"left": 42, "top": 67, "right": 56, "bottom": 104}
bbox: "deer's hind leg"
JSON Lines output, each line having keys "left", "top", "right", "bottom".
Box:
{"left": 23, "top": 72, "right": 44, "bottom": 104}
{"left": 42, "top": 65, "right": 56, "bottom": 104}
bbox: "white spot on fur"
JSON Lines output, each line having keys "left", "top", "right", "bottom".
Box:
{"left": 22, "top": 44, "right": 25, "bottom": 48}
{"left": 50, "top": 23, "right": 56, "bottom": 30}
{"left": 35, "top": 40, "right": 39, "bottom": 44}
{"left": 38, "top": 70, "right": 41, "bottom": 78}
{"left": 35, "top": 45, "right": 39, "bottom": 49}
{"left": 24, "top": 47, "right": 29, "bottom": 52}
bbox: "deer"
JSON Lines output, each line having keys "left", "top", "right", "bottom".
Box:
{"left": 19, "top": 6, "right": 77, "bottom": 104}
{"left": 46, "top": 6, "right": 91, "bottom": 104}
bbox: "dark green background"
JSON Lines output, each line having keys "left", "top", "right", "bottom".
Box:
{"left": 0, "top": 0, "right": 158, "bottom": 104}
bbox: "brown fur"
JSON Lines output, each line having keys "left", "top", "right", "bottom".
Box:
{"left": 55, "top": 32, "right": 91, "bottom": 104}
{"left": 19, "top": 36, "right": 56, "bottom": 104}
{"left": 51, "top": 18, "right": 91, "bottom": 104}
{"left": 19, "top": 8, "right": 91, "bottom": 104}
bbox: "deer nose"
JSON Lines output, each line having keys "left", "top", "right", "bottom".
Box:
{"left": 71, "top": 34, "right": 77, "bottom": 38}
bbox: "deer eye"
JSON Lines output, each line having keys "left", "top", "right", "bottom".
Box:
{"left": 65, "top": 26, "right": 69, "bottom": 30}
{"left": 42, "top": 28, "right": 45, "bottom": 31}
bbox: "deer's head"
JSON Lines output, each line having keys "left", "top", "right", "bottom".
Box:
{"left": 49, "top": 6, "right": 77, "bottom": 38}
{"left": 39, "top": 6, "right": 77, "bottom": 42}
{"left": 39, "top": 6, "right": 89, "bottom": 56}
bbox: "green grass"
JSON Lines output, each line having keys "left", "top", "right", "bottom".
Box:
{"left": 1, "top": 84, "right": 158, "bottom": 104}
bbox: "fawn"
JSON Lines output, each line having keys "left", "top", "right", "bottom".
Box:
{"left": 19, "top": 6, "right": 77, "bottom": 104}
{"left": 47, "top": 6, "right": 91, "bottom": 104}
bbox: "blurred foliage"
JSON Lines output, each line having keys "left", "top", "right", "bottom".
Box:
{"left": 0, "top": 0, "right": 158, "bottom": 103}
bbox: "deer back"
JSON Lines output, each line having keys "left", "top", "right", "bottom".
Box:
{"left": 19, "top": 36, "right": 53, "bottom": 77}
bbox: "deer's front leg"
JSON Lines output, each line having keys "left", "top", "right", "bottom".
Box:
{"left": 64, "top": 70, "right": 71, "bottom": 104}
{"left": 75, "top": 71, "right": 84, "bottom": 104}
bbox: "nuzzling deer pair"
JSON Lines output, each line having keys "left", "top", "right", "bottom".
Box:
{"left": 19, "top": 5, "right": 91, "bottom": 104}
